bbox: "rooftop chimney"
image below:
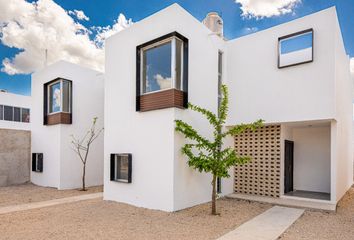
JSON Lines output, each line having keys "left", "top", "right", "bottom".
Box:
{"left": 203, "top": 12, "right": 223, "bottom": 37}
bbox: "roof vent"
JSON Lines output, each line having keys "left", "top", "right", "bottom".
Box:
{"left": 203, "top": 12, "right": 223, "bottom": 37}
{"left": 0, "top": 89, "right": 8, "bottom": 93}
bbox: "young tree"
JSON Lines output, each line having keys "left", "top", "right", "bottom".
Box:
{"left": 71, "top": 117, "right": 104, "bottom": 191}
{"left": 175, "top": 85, "right": 263, "bottom": 215}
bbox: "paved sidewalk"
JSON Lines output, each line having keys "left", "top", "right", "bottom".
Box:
{"left": 0, "top": 192, "right": 103, "bottom": 215}
{"left": 217, "top": 206, "right": 304, "bottom": 240}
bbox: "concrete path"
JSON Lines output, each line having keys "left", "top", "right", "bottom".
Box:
{"left": 0, "top": 192, "right": 103, "bottom": 215}
{"left": 217, "top": 206, "right": 304, "bottom": 240}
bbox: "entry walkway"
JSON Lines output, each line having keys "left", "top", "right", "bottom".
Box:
{"left": 0, "top": 192, "right": 103, "bottom": 215}
{"left": 217, "top": 206, "right": 304, "bottom": 240}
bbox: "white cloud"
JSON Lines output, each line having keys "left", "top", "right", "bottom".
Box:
{"left": 155, "top": 74, "right": 172, "bottom": 90}
{"left": 0, "top": 0, "right": 132, "bottom": 75}
{"left": 68, "top": 9, "right": 90, "bottom": 21}
{"left": 235, "top": 0, "right": 301, "bottom": 18}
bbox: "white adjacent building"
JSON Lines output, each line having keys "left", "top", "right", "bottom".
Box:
{"left": 104, "top": 4, "right": 352, "bottom": 211}
{"left": 0, "top": 91, "right": 31, "bottom": 131}
{"left": 31, "top": 61, "right": 104, "bottom": 190}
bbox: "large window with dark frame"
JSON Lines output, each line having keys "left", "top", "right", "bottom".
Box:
{"left": 0, "top": 105, "right": 30, "bottom": 123}
{"left": 136, "top": 32, "right": 188, "bottom": 112}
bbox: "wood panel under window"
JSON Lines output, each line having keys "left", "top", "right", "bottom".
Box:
{"left": 46, "top": 112, "right": 71, "bottom": 125}
{"left": 139, "top": 89, "right": 185, "bottom": 112}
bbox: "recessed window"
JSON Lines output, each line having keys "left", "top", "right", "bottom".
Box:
{"left": 136, "top": 32, "right": 188, "bottom": 112}
{"left": 48, "top": 79, "right": 71, "bottom": 114}
{"left": 32, "top": 153, "right": 43, "bottom": 172}
{"left": 4, "top": 105, "right": 13, "bottom": 121}
{"left": 21, "top": 108, "right": 30, "bottom": 123}
{"left": 110, "top": 154, "right": 132, "bottom": 183}
{"left": 278, "top": 29, "right": 313, "bottom": 68}
{"left": 14, "top": 107, "right": 21, "bottom": 122}
{"left": 0, "top": 105, "right": 3, "bottom": 120}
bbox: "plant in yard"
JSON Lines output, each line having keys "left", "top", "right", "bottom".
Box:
{"left": 175, "top": 84, "right": 263, "bottom": 215}
{"left": 71, "top": 117, "right": 104, "bottom": 191}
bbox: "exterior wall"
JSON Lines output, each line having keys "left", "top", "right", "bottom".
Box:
{"left": 0, "top": 92, "right": 31, "bottom": 131}
{"left": 333, "top": 13, "right": 353, "bottom": 201}
{"left": 31, "top": 61, "right": 104, "bottom": 189}
{"left": 0, "top": 129, "right": 31, "bottom": 186}
{"left": 292, "top": 126, "right": 331, "bottom": 193}
{"left": 104, "top": 4, "right": 228, "bottom": 211}
{"left": 226, "top": 7, "right": 337, "bottom": 125}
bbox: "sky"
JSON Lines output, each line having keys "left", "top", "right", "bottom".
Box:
{"left": 0, "top": 0, "right": 353, "bottom": 96}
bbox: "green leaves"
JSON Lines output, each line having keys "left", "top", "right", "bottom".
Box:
{"left": 175, "top": 84, "right": 263, "bottom": 179}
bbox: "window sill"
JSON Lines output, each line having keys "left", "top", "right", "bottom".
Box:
{"left": 138, "top": 88, "right": 187, "bottom": 112}
{"left": 45, "top": 112, "right": 72, "bottom": 125}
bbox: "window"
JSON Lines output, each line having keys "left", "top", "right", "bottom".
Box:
{"left": 14, "top": 107, "right": 21, "bottom": 122}
{"left": 21, "top": 108, "right": 30, "bottom": 123}
{"left": 136, "top": 32, "right": 188, "bottom": 112}
{"left": 141, "top": 37, "right": 183, "bottom": 94}
{"left": 4, "top": 105, "right": 13, "bottom": 121}
{"left": 278, "top": 29, "right": 313, "bottom": 68}
{"left": 32, "top": 153, "right": 43, "bottom": 172}
{"left": 110, "top": 154, "right": 132, "bottom": 183}
{"left": 48, "top": 79, "right": 71, "bottom": 114}
{"left": 0, "top": 105, "right": 3, "bottom": 120}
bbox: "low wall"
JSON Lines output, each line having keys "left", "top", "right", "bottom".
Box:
{"left": 0, "top": 129, "right": 31, "bottom": 186}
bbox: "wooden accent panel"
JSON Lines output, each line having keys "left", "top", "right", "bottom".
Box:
{"left": 139, "top": 89, "right": 185, "bottom": 112}
{"left": 234, "top": 125, "right": 281, "bottom": 198}
{"left": 46, "top": 112, "right": 71, "bottom": 125}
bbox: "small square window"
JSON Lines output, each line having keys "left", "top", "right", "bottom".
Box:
{"left": 110, "top": 154, "right": 132, "bottom": 183}
{"left": 32, "top": 153, "right": 43, "bottom": 172}
{"left": 4, "top": 105, "right": 13, "bottom": 121}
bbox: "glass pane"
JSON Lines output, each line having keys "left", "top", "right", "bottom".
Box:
{"left": 0, "top": 105, "right": 3, "bottom": 120}
{"left": 14, "top": 107, "right": 21, "bottom": 122}
{"left": 49, "top": 82, "right": 61, "bottom": 113}
{"left": 175, "top": 39, "right": 183, "bottom": 90}
{"left": 4, "top": 105, "right": 13, "bottom": 121}
{"left": 62, "top": 81, "right": 71, "bottom": 113}
{"left": 279, "top": 31, "right": 313, "bottom": 68}
{"left": 116, "top": 155, "right": 129, "bottom": 181}
{"left": 22, "top": 108, "right": 30, "bottom": 123}
{"left": 142, "top": 41, "right": 172, "bottom": 93}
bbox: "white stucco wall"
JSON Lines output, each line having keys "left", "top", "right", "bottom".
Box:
{"left": 104, "top": 4, "right": 229, "bottom": 211}
{"left": 31, "top": 61, "right": 104, "bottom": 189}
{"left": 0, "top": 92, "right": 31, "bottom": 131}
{"left": 292, "top": 126, "right": 331, "bottom": 193}
{"left": 226, "top": 7, "right": 337, "bottom": 125}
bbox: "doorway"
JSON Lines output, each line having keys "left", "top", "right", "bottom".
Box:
{"left": 284, "top": 140, "right": 294, "bottom": 194}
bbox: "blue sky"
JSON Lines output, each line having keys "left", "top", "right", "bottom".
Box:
{"left": 0, "top": 0, "right": 353, "bottom": 96}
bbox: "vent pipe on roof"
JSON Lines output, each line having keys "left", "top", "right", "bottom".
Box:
{"left": 203, "top": 12, "right": 223, "bottom": 37}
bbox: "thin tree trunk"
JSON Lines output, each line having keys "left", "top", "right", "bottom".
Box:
{"left": 211, "top": 174, "right": 217, "bottom": 215}
{"left": 82, "top": 163, "right": 86, "bottom": 191}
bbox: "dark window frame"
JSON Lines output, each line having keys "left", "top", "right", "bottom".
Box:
{"left": 278, "top": 28, "right": 314, "bottom": 69}
{"left": 3, "top": 105, "right": 13, "bottom": 121}
{"left": 0, "top": 105, "right": 3, "bottom": 120}
{"left": 110, "top": 153, "right": 132, "bottom": 183}
{"left": 32, "top": 153, "right": 43, "bottom": 172}
{"left": 43, "top": 78, "right": 73, "bottom": 125}
{"left": 136, "top": 32, "right": 189, "bottom": 111}
{"left": 14, "top": 107, "right": 21, "bottom": 122}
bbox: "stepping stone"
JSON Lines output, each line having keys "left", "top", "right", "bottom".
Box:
{"left": 217, "top": 206, "right": 304, "bottom": 240}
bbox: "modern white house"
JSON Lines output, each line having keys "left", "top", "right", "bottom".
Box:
{"left": 31, "top": 61, "right": 104, "bottom": 190}
{"left": 0, "top": 90, "right": 31, "bottom": 131}
{"left": 104, "top": 4, "right": 352, "bottom": 211}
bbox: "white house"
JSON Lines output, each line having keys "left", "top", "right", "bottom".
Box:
{"left": 31, "top": 61, "right": 104, "bottom": 190}
{"left": 104, "top": 4, "right": 352, "bottom": 211}
{"left": 0, "top": 91, "right": 31, "bottom": 131}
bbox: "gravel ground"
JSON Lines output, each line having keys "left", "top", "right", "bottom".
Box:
{"left": 279, "top": 186, "right": 354, "bottom": 240}
{"left": 0, "top": 197, "right": 271, "bottom": 240}
{"left": 0, "top": 183, "right": 102, "bottom": 207}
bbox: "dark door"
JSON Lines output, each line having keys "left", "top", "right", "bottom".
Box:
{"left": 284, "top": 140, "right": 294, "bottom": 194}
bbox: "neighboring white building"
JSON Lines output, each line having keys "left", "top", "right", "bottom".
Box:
{"left": 0, "top": 91, "right": 31, "bottom": 131}
{"left": 104, "top": 4, "right": 352, "bottom": 211}
{"left": 31, "top": 61, "right": 104, "bottom": 190}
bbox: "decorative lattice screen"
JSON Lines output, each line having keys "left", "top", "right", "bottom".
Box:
{"left": 234, "top": 125, "right": 281, "bottom": 197}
